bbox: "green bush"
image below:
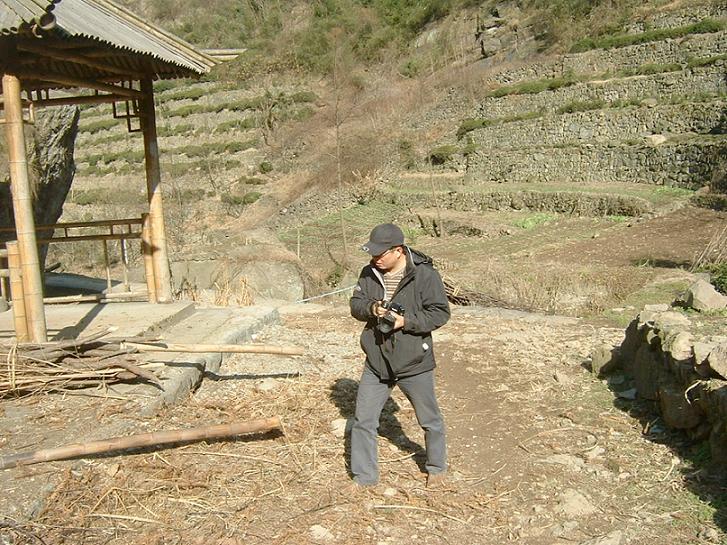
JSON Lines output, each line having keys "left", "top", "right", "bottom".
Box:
{"left": 557, "top": 99, "right": 606, "bottom": 114}
{"left": 456, "top": 118, "right": 492, "bottom": 138}
{"left": 259, "top": 161, "right": 273, "bottom": 174}
{"left": 81, "top": 118, "right": 119, "bottom": 134}
{"left": 701, "top": 263, "right": 727, "bottom": 294}
{"left": 290, "top": 90, "right": 318, "bottom": 103}
{"left": 428, "top": 145, "right": 458, "bottom": 165}
{"left": 398, "top": 58, "right": 421, "bottom": 78}
{"left": 487, "top": 74, "right": 579, "bottom": 98}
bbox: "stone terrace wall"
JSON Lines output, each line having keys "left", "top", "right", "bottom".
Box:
{"left": 466, "top": 139, "right": 726, "bottom": 187}
{"left": 626, "top": 5, "right": 727, "bottom": 33}
{"left": 609, "top": 305, "right": 727, "bottom": 463}
{"left": 476, "top": 63, "right": 726, "bottom": 120}
{"left": 490, "top": 31, "right": 726, "bottom": 86}
{"left": 469, "top": 101, "right": 725, "bottom": 149}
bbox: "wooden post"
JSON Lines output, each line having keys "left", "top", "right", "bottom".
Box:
{"left": 6, "top": 242, "right": 29, "bottom": 342}
{"left": 141, "top": 213, "right": 157, "bottom": 303}
{"left": 139, "top": 78, "right": 172, "bottom": 302}
{"left": 2, "top": 74, "right": 47, "bottom": 342}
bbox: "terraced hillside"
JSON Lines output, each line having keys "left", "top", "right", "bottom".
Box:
{"left": 59, "top": 4, "right": 726, "bottom": 310}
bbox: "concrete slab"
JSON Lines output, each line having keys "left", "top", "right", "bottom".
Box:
{"left": 0, "top": 301, "right": 195, "bottom": 341}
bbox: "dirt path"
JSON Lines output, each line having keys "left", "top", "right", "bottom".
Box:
{"left": 5, "top": 305, "right": 723, "bottom": 544}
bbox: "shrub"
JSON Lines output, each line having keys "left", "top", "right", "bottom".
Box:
{"left": 81, "top": 118, "right": 119, "bottom": 134}
{"left": 242, "top": 191, "right": 262, "bottom": 204}
{"left": 259, "top": 161, "right": 273, "bottom": 174}
{"left": 457, "top": 118, "right": 492, "bottom": 138}
{"left": 398, "top": 58, "right": 421, "bottom": 78}
{"left": 290, "top": 91, "right": 318, "bottom": 103}
{"left": 557, "top": 99, "right": 606, "bottom": 114}
{"left": 707, "top": 263, "right": 727, "bottom": 294}
{"left": 428, "top": 145, "right": 458, "bottom": 165}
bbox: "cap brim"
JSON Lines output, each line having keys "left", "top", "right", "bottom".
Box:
{"left": 362, "top": 241, "right": 390, "bottom": 256}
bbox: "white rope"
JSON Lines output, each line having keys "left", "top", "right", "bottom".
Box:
{"left": 295, "top": 284, "right": 356, "bottom": 303}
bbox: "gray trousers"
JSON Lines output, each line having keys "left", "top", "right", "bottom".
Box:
{"left": 350, "top": 365, "right": 447, "bottom": 485}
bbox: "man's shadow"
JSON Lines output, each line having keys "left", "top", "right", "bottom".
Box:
{"left": 330, "top": 378, "right": 426, "bottom": 477}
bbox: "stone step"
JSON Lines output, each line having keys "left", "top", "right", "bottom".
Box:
{"left": 465, "top": 100, "right": 725, "bottom": 149}
{"left": 473, "top": 63, "right": 726, "bottom": 120}
{"left": 464, "top": 138, "right": 725, "bottom": 187}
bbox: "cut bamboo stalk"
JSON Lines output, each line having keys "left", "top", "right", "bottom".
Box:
{"left": 141, "top": 214, "right": 157, "bottom": 303}
{"left": 122, "top": 342, "right": 304, "bottom": 356}
{"left": 2, "top": 75, "right": 47, "bottom": 342}
{"left": 6, "top": 242, "right": 29, "bottom": 342}
{"left": 0, "top": 417, "right": 282, "bottom": 469}
{"left": 140, "top": 79, "right": 172, "bottom": 302}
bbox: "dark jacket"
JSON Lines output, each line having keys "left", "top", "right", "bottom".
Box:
{"left": 350, "top": 247, "right": 450, "bottom": 380}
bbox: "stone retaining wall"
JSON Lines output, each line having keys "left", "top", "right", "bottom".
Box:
{"left": 469, "top": 101, "right": 725, "bottom": 149}
{"left": 490, "top": 31, "right": 726, "bottom": 86}
{"left": 625, "top": 5, "right": 727, "bottom": 34}
{"left": 466, "top": 139, "right": 726, "bottom": 187}
{"left": 608, "top": 305, "right": 727, "bottom": 463}
{"left": 476, "top": 64, "right": 726, "bottom": 119}
{"left": 383, "top": 189, "right": 651, "bottom": 216}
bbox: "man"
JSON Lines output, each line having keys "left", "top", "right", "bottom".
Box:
{"left": 349, "top": 223, "right": 450, "bottom": 488}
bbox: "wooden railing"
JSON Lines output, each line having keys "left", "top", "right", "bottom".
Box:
{"left": 0, "top": 216, "right": 156, "bottom": 305}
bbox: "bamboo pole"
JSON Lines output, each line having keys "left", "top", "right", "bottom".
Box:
{"left": 140, "top": 78, "right": 172, "bottom": 302}
{"left": 6, "top": 242, "right": 29, "bottom": 342}
{"left": 0, "top": 417, "right": 282, "bottom": 470}
{"left": 2, "top": 74, "right": 47, "bottom": 342}
{"left": 122, "top": 342, "right": 304, "bottom": 356}
{"left": 141, "top": 213, "right": 157, "bottom": 303}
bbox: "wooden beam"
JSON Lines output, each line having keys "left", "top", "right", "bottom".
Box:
{"left": 2, "top": 74, "right": 47, "bottom": 342}
{"left": 139, "top": 78, "right": 172, "bottom": 302}
{"left": 24, "top": 93, "right": 130, "bottom": 108}
{"left": 17, "top": 42, "right": 145, "bottom": 78}
{"left": 12, "top": 70, "right": 141, "bottom": 98}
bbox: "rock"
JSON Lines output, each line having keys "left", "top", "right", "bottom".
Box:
{"left": 558, "top": 489, "right": 596, "bottom": 517}
{"left": 658, "top": 382, "right": 702, "bottom": 429}
{"left": 693, "top": 341, "right": 715, "bottom": 377}
{"left": 590, "top": 344, "right": 620, "bottom": 376}
{"left": 330, "top": 418, "right": 349, "bottom": 438}
{"left": 697, "top": 527, "right": 721, "bottom": 542}
{"left": 383, "top": 487, "right": 397, "bottom": 497}
{"left": 616, "top": 388, "right": 637, "bottom": 400}
{"left": 645, "top": 134, "right": 667, "bottom": 146}
{"left": 707, "top": 343, "right": 727, "bottom": 380}
{"left": 579, "top": 530, "right": 624, "bottom": 545}
{"left": 661, "top": 331, "right": 693, "bottom": 362}
{"left": 543, "top": 454, "right": 584, "bottom": 471}
{"left": 309, "top": 525, "right": 335, "bottom": 542}
{"left": 255, "top": 378, "right": 278, "bottom": 392}
{"left": 681, "top": 279, "right": 727, "bottom": 312}
{"left": 632, "top": 345, "right": 661, "bottom": 400}
{"left": 553, "top": 370, "right": 572, "bottom": 385}
{"left": 710, "top": 422, "right": 727, "bottom": 464}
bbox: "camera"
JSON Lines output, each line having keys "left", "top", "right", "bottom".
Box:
{"left": 378, "top": 300, "right": 405, "bottom": 334}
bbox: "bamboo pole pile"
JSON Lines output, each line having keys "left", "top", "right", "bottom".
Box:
{"left": 1, "top": 329, "right": 304, "bottom": 397}
{"left": 1, "top": 329, "right": 163, "bottom": 397}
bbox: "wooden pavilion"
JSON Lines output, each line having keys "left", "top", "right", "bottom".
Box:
{"left": 0, "top": 0, "right": 220, "bottom": 342}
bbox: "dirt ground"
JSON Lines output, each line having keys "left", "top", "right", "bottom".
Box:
{"left": 1, "top": 301, "right": 725, "bottom": 545}
{"left": 1, "top": 204, "right": 726, "bottom": 545}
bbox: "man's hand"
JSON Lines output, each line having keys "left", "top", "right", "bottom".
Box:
{"left": 393, "top": 312, "right": 405, "bottom": 330}
{"left": 372, "top": 301, "right": 387, "bottom": 318}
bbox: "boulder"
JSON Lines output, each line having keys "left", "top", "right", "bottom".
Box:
{"left": 707, "top": 343, "right": 727, "bottom": 380}
{"left": 632, "top": 344, "right": 661, "bottom": 400}
{"left": 658, "top": 382, "right": 702, "bottom": 429}
{"left": 590, "top": 344, "right": 620, "bottom": 376}
{"left": 681, "top": 279, "right": 727, "bottom": 312}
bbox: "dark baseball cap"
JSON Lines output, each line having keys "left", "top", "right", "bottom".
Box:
{"left": 362, "top": 223, "right": 405, "bottom": 255}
